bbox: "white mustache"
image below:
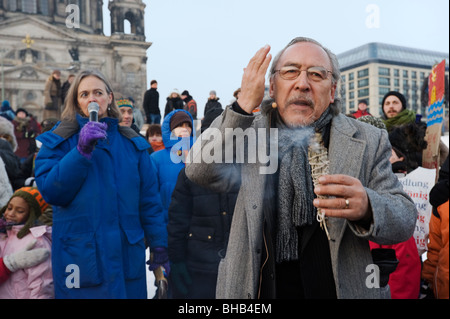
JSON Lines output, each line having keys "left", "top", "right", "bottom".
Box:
{"left": 286, "top": 96, "right": 314, "bottom": 108}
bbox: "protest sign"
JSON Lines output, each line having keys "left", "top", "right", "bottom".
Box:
{"left": 423, "top": 59, "right": 446, "bottom": 172}
{"left": 398, "top": 167, "right": 436, "bottom": 255}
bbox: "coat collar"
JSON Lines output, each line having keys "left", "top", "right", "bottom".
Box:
{"left": 329, "top": 114, "right": 366, "bottom": 177}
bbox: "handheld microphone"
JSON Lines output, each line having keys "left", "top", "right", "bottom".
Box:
{"left": 88, "top": 102, "right": 99, "bottom": 122}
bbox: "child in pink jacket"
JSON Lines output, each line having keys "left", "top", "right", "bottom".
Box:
{"left": 0, "top": 187, "right": 53, "bottom": 299}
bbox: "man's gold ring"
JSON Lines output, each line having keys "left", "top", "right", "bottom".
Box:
{"left": 345, "top": 199, "right": 350, "bottom": 209}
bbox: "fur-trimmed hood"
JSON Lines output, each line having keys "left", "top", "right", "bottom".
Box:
{"left": 0, "top": 116, "right": 17, "bottom": 152}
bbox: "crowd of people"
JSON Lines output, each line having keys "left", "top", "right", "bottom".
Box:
{"left": 0, "top": 36, "right": 448, "bottom": 300}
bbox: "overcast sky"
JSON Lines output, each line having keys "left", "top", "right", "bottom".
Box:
{"left": 103, "top": 0, "right": 449, "bottom": 117}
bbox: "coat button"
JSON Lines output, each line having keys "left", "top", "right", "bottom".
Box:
{"left": 252, "top": 204, "right": 257, "bottom": 209}
{"left": 222, "top": 211, "right": 227, "bottom": 215}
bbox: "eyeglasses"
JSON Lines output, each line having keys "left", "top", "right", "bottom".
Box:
{"left": 274, "top": 66, "right": 333, "bottom": 82}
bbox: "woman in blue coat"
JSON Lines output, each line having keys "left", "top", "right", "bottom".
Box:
{"left": 150, "top": 109, "right": 194, "bottom": 222}
{"left": 34, "top": 70, "right": 169, "bottom": 299}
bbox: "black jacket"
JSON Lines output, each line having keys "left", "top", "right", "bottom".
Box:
{"left": 0, "top": 139, "right": 23, "bottom": 190}
{"left": 168, "top": 168, "right": 239, "bottom": 274}
{"left": 201, "top": 107, "right": 223, "bottom": 133}
{"left": 164, "top": 97, "right": 184, "bottom": 118}
{"left": 204, "top": 98, "right": 222, "bottom": 117}
{"left": 429, "top": 154, "right": 449, "bottom": 217}
{"left": 143, "top": 88, "right": 160, "bottom": 115}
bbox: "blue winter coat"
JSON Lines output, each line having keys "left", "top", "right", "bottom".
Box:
{"left": 150, "top": 109, "right": 194, "bottom": 222}
{"left": 34, "top": 115, "right": 167, "bottom": 299}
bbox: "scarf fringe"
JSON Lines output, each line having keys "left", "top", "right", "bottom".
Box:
{"left": 275, "top": 108, "right": 333, "bottom": 263}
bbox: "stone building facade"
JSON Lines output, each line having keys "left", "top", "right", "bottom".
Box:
{"left": 0, "top": 0, "right": 150, "bottom": 121}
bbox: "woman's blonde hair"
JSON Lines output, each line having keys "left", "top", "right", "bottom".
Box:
{"left": 61, "top": 69, "right": 121, "bottom": 121}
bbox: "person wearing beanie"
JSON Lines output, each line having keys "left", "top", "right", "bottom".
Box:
{"left": 204, "top": 90, "right": 222, "bottom": 117}
{"left": 117, "top": 98, "right": 134, "bottom": 124}
{"left": 0, "top": 187, "right": 53, "bottom": 298}
{"left": 181, "top": 90, "right": 198, "bottom": 120}
{"left": 150, "top": 109, "right": 194, "bottom": 223}
{"left": 167, "top": 105, "right": 239, "bottom": 298}
{"left": 170, "top": 109, "right": 192, "bottom": 132}
{"left": 117, "top": 98, "right": 145, "bottom": 137}
{"left": 164, "top": 89, "right": 184, "bottom": 118}
{"left": 382, "top": 90, "right": 449, "bottom": 169}
{"left": 352, "top": 99, "right": 371, "bottom": 119}
{"left": 381, "top": 90, "right": 435, "bottom": 171}
{"left": 0, "top": 100, "right": 16, "bottom": 121}
{"left": 150, "top": 108, "right": 193, "bottom": 298}
{"left": 381, "top": 91, "right": 416, "bottom": 131}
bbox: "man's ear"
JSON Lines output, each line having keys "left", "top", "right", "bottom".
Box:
{"left": 269, "top": 77, "right": 275, "bottom": 98}
{"left": 329, "top": 83, "right": 337, "bottom": 103}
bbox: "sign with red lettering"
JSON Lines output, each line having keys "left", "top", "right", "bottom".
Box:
{"left": 398, "top": 167, "right": 436, "bottom": 255}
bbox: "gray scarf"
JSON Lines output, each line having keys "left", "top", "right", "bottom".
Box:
{"left": 276, "top": 108, "right": 333, "bottom": 263}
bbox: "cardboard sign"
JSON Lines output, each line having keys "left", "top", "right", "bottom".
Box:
{"left": 422, "top": 124, "right": 443, "bottom": 171}
{"left": 398, "top": 167, "right": 436, "bottom": 255}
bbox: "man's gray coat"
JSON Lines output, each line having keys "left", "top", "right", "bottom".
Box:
{"left": 185, "top": 105, "right": 417, "bottom": 299}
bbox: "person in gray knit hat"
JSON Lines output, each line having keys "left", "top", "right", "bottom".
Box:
{"left": 204, "top": 90, "right": 222, "bottom": 117}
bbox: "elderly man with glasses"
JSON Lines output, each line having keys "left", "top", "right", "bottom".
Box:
{"left": 185, "top": 37, "right": 416, "bottom": 299}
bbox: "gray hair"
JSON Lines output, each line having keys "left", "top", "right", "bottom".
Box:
{"left": 269, "top": 37, "right": 341, "bottom": 85}
{"left": 265, "top": 37, "right": 341, "bottom": 115}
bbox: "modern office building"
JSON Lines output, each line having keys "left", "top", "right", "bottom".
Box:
{"left": 337, "top": 42, "right": 449, "bottom": 118}
{"left": 0, "top": 0, "right": 149, "bottom": 121}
